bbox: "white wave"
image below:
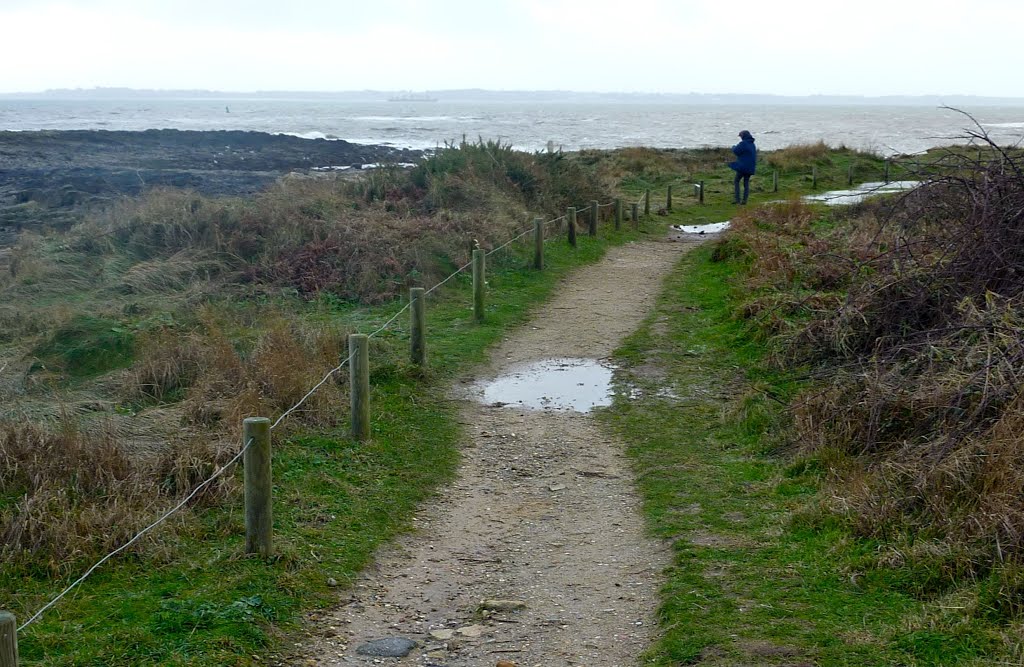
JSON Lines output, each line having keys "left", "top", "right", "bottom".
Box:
{"left": 352, "top": 115, "right": 453, "bottom": 122}
{"left": 278, "top": 131, "right": 342, "bottom": 141}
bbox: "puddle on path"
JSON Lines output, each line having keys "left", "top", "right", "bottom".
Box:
{"left": 672, "top": 221, "right": 732, "bottom": 235}
{"left": 472, "top": 358, "right": 615, "bottom": 413}
{"left": 804, "top": 180, "right": 920, "bottom": 206}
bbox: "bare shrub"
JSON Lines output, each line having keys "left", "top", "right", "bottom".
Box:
{"left": 729, "top": 123, "right": 1024, "bottom": 602}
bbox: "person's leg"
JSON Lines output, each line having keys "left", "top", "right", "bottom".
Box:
{"left": 741, "top": 174, "right": 751, "bottom": 204}
{"left": 733, "top": 172, "right": 741, "bottom": 204}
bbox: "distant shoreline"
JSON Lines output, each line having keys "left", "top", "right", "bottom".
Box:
{"left": 3, "top": 88, "right": 1024, "bottom": 107}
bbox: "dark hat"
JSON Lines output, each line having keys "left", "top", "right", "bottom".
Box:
{"left": 739, "top": 130, "right": 753, "bottom": 140}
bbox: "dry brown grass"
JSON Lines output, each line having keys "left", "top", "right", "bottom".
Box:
{"left": 0, "top": 144, "right": 606, "bottom": 574}
{"left": 723, "top": 139, "right": 1024, "bottom": 608}
{"left": 765, "top": 141, "right": 832, "bottom": 171}
{"left": 0, "top": 420, "right": 236, "bottom": 575}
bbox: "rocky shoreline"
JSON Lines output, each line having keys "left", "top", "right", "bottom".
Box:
{"left": 0, "top": 129, "right": 423, "bottom": 237}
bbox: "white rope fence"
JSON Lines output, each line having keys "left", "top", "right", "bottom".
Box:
{"left": 14, "top": 197, "right": 623, "bottom": 636}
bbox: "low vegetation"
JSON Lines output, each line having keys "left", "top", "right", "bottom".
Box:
{"left": 603, "top": 136, "right": 1024, "bottom": 664}
{"left": 7, "top": 133, "right": 1021, "bottom": 664}
{"left": 0, "top": 139, "right": 613, "bottom": 664}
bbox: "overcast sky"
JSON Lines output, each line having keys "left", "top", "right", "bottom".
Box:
{"left": 1, "top": 0, "right": 1020, "bottom": 96}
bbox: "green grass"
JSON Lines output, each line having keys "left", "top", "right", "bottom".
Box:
{"left": 4, "top": 229, "right": 624, "bottom": 666}
{"left": 601, "top": 244, "right": 1008, "bottom": 666}
{"left": 30, "top": 315, "right": 136, "bottom": 377}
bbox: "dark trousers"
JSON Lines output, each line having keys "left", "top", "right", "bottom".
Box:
{"left": 733, "top": 172, "right": 751, "bottom": 204}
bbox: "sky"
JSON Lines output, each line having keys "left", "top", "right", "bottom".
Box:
{"left": 0, "top": 0, "right": 1021, "bottom": 97}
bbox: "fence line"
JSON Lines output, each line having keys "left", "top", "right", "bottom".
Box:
{"left": 11, "top": 198, "right": 621, "bottom": 640}
{"left": 17, "top": 438, "right": 255, "bottom": 633}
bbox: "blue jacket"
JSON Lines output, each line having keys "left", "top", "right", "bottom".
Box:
{"left": 729, "top": 136, "right": 757, "bottom": 175}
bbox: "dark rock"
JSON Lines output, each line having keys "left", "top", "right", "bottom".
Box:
{"left": 0, "top": 129, "right": 424, "bottom": 238}
{"left": 355, "top": 637, "right": 418, "bottom": 657}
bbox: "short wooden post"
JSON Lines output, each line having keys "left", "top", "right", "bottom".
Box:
{"left": 0, "top": 612, "right": 16, "bottom": 667}
{"left": 349, "top": 334, "right": 370, "bottom": 441}
{"left": 567, "top": 206, "right": 577, "bottom": 247}
{"left": 644, "top": 189, "right": 651, "bottom": 216}
{"left": 532, "top": 218, "right": 544, "bottom": 270}
{"left": 772, "top": 170, "right": 779, "bottom": 193}
{"left": 666, "top": 185, "right": 673, "bottom": 211}
{"left": 589, "top": 200, "right": 598, "bottom": 236}
{"left": 410, "top": 287, "right": 426, "bottom": 366}
{"left": 847, "top": 163, "right": 854, "bottom": 186}
{"left": 699, "top": 180, "right": 705, "bottom": 205}
{"left": 243, "top": 417, "right": 272, "bottom": 557}
{"left": 884, "top": 159, "right": 890, "bottom": 183}
{"left": 614, "top": 198, "right": 622, "bottom": 230}
{"left": 472, "top": 249, "right": 486, "bottom": 322}
{"left": 630, "top": 202, "right": 639, "bottom": 227}
{"left": 812, "top": 165, "right": 817, "bottom": 189}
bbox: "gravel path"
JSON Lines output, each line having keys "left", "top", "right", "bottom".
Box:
{"left": 294, "top": 235, "right": 703, "bottom": 666}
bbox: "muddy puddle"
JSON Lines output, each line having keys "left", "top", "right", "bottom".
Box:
{"left": 471, "top": 358, "right": 615, "bottom": 413}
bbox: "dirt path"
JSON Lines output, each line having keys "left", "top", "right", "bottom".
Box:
{"left": 295, "top": 235, "right": 703, "bottom": 666}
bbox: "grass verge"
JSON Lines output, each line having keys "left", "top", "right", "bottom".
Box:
{"left": 601, "top": 243, "right": 1014, "bottom": 666}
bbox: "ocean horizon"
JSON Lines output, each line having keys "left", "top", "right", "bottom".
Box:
{"left": 2, "top": 97, "right": 1023, "bottom": 156}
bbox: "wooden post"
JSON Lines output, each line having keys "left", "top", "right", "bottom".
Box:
{"left": 644, "top": 189, "right": 651, "bottom": 216}
{"left": 884, "top": 159, "right": 890, "bottom": 183}
{"left": 349, "top": 334, "right": 370, "bottom": 441}
{"left": 533, "top": 218, "right": 544, "bottom": 270}
{"left": 666, "top": 185, "right": 673, "bottom": 211}
{"left": 472, "top": 249, "right": 486, "bottom": 322}
{"left": 243, "top": 417, "right": 272, "bottom": 557}
{"left": 847, "top": 163, "right": 854, "bottom": 186}
{"left": 772, "top": 170, "right": 779, "bottom": 193}
{"left": 699, "top": 180, "right": 705, "bottom": 205}
{"left": 630, "top": 202, "right": 639, "bottom": 227}
{"left": 0, "top": 612, "right": 16, "bottom": 667}
{"left": 812, "top": 165, "right": 817, "bottom": 189}
{"left": 410, "top": 287, "right": 426, "bottom": 366}
{"left": 614, "top": 198, "right": 622, "bottom": 230}
{"left": 589, "top": 200, "right": 598, "bottom": 236}
{"left": 567, "top": 206, "right": 577, "bottom": 248}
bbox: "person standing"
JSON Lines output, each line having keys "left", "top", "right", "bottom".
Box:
{"left": 728, "top": 130, "right": 757, "bottom": 204}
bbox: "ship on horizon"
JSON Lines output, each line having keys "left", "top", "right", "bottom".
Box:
{"left": 387, "top": 92, "right": 438, "bottom": 102}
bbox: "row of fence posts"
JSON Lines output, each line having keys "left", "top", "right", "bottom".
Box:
{"left": 238, "top": 200, "right": 639, "bottom": 561}
{"left": 1, "top": 157, "right": 900, "bottom": 658}
{"left": 0, "top": 193, "right": 652, "bottom": 666}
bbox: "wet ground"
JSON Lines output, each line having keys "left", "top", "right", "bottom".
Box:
{"left": 803, "top": 180, "right": 919, "bottom": 206}
{"left": 471, "top": 358, "right": 615, "bottom": 413}
{"left": 670, "top": 180, "right": 923, "bottom": 239}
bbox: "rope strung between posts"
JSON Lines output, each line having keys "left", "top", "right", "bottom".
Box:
{"left": 17, "top": 438, "right": 256, "bottom": 633}
{"left": 15, "top": 198, "right": 612, "bottom": 633}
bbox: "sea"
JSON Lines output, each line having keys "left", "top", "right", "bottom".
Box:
{"left": 2, "top": 98, "right": 1024, "bottom": 156}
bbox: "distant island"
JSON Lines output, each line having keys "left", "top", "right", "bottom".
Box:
{"left": 3, "top": 87, "right": 1024, "bottom": 107}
